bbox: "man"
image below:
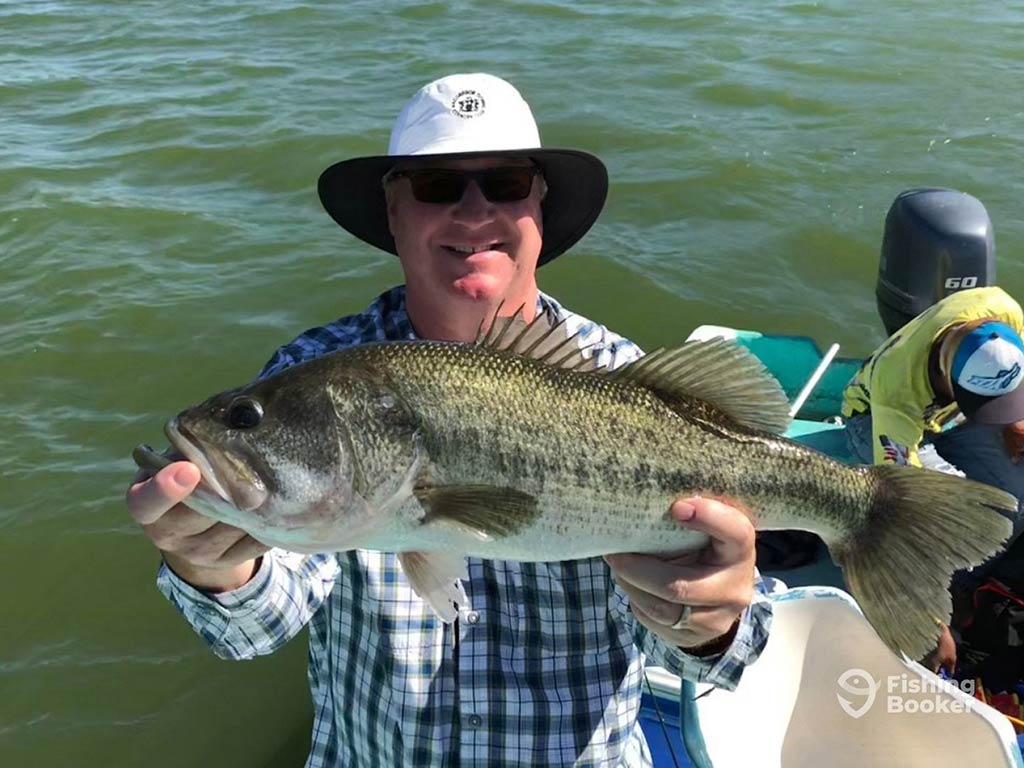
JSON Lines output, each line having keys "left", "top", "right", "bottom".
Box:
{"left": 127, "top": 73, "right": 771, "bottom": 767}
{"left": 842, "top": 284, "right": 1024, "bottom": 673}
{"left": 843, "top": 285, "right": 1024, "bottom": 477}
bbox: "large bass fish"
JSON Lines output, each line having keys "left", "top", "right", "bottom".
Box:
{"left": 135, "top": 312, "right": 1014, "bottom": 660}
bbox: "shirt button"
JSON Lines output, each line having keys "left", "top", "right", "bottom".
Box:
{"left": 467, "top": 714, "right": 483, "bottom": 728}
{"left": 465, "top": 611, "right": 480, "bottom": 625}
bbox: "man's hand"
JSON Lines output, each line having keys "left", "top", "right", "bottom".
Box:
{"left": 921, "top": 623, "right": 957, "bottom": 676}
{"left": 1003, "top": 421, "right": 1024, "bottom": 464}
{"left": 604, "top": 497, "right": 756, "bottom": 652}
{"left": 127, "top": 461, "right": 268, "bottom": 592}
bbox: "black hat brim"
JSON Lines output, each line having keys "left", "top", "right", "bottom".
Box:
{"left": 317, "top": 148, "right": 608, "bottom": 266}
{"left": 954, "top": 381, "right": 1024, "bottom": 425}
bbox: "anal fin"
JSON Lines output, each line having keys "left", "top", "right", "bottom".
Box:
{"left": 397, "top": 551, "right": 470, "bottom": 623}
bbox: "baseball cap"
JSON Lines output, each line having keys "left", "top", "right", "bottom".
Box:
{"left": 950, "top": 321, "right": 1024, "bottom": 424}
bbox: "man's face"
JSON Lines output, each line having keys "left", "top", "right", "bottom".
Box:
{"left": 384, "top": 156, "right": 545, "bottom": 304}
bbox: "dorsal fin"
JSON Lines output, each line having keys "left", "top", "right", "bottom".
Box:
{"left": 472, "top": 306, "right": 790, "bottom": 433}
{"left": 474, "top": 305, "right": 601, "bottom": 372}
{"left": 609, "top": 337, "right": 792, "bottom": 434}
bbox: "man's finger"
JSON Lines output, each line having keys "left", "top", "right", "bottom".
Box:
{"left": 625, "top": 595, "right": 729, "bottom": 648}
{"left": 670, "top": 496, "right": 755, "bottom": 566}
{"left": 627, "top": 598, "right": 699, "bottom": 645}
{"left": 142, "top": 505, "right": 220, "bottom": 550}
{"left": 178, "top": 523, "right": 268, "bottom": 566}
{"left": 220, "top": 535, "right": 271, "bottom": 568}
{"left": 615, "top": 575, "right": 685, "bottom": 626}
{"left": 126, "top": 462, "right": 201, "bottom": 525}
{"left": 605, "top": 552, "right": 742, "bottom": 607}
{"left": 169, "top": 521, "right": 246, "bottom": 562}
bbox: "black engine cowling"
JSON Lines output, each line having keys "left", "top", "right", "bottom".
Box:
{"left": 876, "top": 188, "right": 995, "bottom": 336}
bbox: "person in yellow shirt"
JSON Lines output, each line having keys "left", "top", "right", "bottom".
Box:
{"left": 843, "top": 285, "right": 1024, "bottom": 469}
{"left": 843, "top": 285, "right": 1024, "bottom": 673}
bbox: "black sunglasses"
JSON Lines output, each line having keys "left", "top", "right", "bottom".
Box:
{"left": 383, "top": 166, "right": 542, "bottom": 204}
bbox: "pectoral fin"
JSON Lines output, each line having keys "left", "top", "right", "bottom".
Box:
{"left": 413, "top": 484, "right": 540, "bottom": 540}
{"left": 397, "top": 551, "right": 469, "bottom": 623}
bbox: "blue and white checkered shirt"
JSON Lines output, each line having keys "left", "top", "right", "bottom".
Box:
{"left": 158, "top": 285, "right": 773, "bottom": 768}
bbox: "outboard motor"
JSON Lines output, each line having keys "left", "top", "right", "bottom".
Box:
{"left": 876, "top": 188, "right": 995, "bottom": 336}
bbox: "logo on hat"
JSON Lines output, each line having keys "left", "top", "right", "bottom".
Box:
{"left": 965, "top": 362, "right": 1021, "bottom": 392}
{"left": 450, "top": 90, "right": 485, "bottom": 119}
{"left": 954, "top": 324, "right": 1024, "bottom": 398}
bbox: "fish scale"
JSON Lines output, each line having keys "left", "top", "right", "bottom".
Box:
{"left": 385, "top": 342, "right": 857, "bottom": 550}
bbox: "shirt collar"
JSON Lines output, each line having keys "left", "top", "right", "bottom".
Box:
{"left": 386, "top": 285, "right": 563, "bottom": 341}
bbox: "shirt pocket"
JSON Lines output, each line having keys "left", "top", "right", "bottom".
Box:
{"left": 346, "top": 551, "right": 447, "bottom": 655}
{"left": 513, "top": 559, "right": 623, "bottom": 658}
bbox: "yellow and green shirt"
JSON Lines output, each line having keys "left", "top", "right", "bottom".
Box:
{"left": 842, "top": 286, "right": 1024, "bottom": 466}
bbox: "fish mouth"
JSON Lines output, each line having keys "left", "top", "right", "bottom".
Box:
{"left": 165, "top": 418, "right": 267, "bottom": 512}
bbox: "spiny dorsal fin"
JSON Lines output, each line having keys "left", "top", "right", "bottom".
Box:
{"left": 609, "top": 337, "right": 792, "bottom": 434}
{"left": 474, "top": 304, "right": 601, "bottom": 372}
{"left": 471, "top": 306, "right": 789, "bottom": 432}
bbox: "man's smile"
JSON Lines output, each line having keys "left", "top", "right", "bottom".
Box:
{"left": 442, "top": 242, "right": 505, "bottom": 255}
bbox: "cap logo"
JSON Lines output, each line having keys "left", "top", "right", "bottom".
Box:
{"left": 953, "top": 326, "right": 1024, "bottom": 398}
{"left": 965, "top": 362, "right": 1021, "bottom": 393}
{"left": 450, "top": 90, "right": 485, "bottom": 118}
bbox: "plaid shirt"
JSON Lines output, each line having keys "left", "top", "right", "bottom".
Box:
{"left": 158, "top": 286, "right": 773, "bottom": 768}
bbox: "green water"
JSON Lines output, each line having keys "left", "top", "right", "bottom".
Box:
{"left": 2, "top": 1, "right": 1023, "bottom": 765}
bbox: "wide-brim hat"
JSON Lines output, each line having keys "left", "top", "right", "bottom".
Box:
{"left": 951, "top": 321, "right": 1024, "bottom": 424}
{"left": 317, "top": 73, "right": 608, "bottom": 267}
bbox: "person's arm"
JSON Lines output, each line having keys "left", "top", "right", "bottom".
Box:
{"left": 622, "top": 579, "right": 773, "bottom": 690}
{"left": 605, "top": 497, "right": 771, "bottom": 690}
{"left": 869, "top": 404, "right": 926, "bottom": 467}
{"left": 127, "top": 461, "right": 339, "bottom": 659}
{"left": 158, "top": 546, "right": 339, "bottom": 660}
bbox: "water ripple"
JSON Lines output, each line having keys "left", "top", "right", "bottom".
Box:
{"left": 2, "top": 2, "right": 1023, "bottom": 765}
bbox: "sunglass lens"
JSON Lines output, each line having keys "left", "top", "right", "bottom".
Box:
{"left": 409, "top": 171, "right": 467, "bottom": 203}
{"left": 481, "top": 168, "right": 535, "bottom": 202}
{"left": 404, "top": 167, "right": 536, "bottom": 203}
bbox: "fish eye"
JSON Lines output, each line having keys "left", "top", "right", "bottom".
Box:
{"left": 226, "top": 397, "right": 264, "bottom": 430}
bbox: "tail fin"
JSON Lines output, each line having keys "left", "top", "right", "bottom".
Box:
{"left": 832, "top": 465, "right": 1015, "bottom": 661}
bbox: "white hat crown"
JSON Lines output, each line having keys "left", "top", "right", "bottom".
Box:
{"left": 951, "top": 321, "right": 1024, "bottom": 400}
{"left": 956, "top": 335, "right": 1024, "bottom": 396}
{"left": 388, "top": 73, "right": 542, "bottom": 157}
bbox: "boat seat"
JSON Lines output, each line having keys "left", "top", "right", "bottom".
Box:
{"left": 684, "top": 586, "right": 1023, "bottom": 767}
